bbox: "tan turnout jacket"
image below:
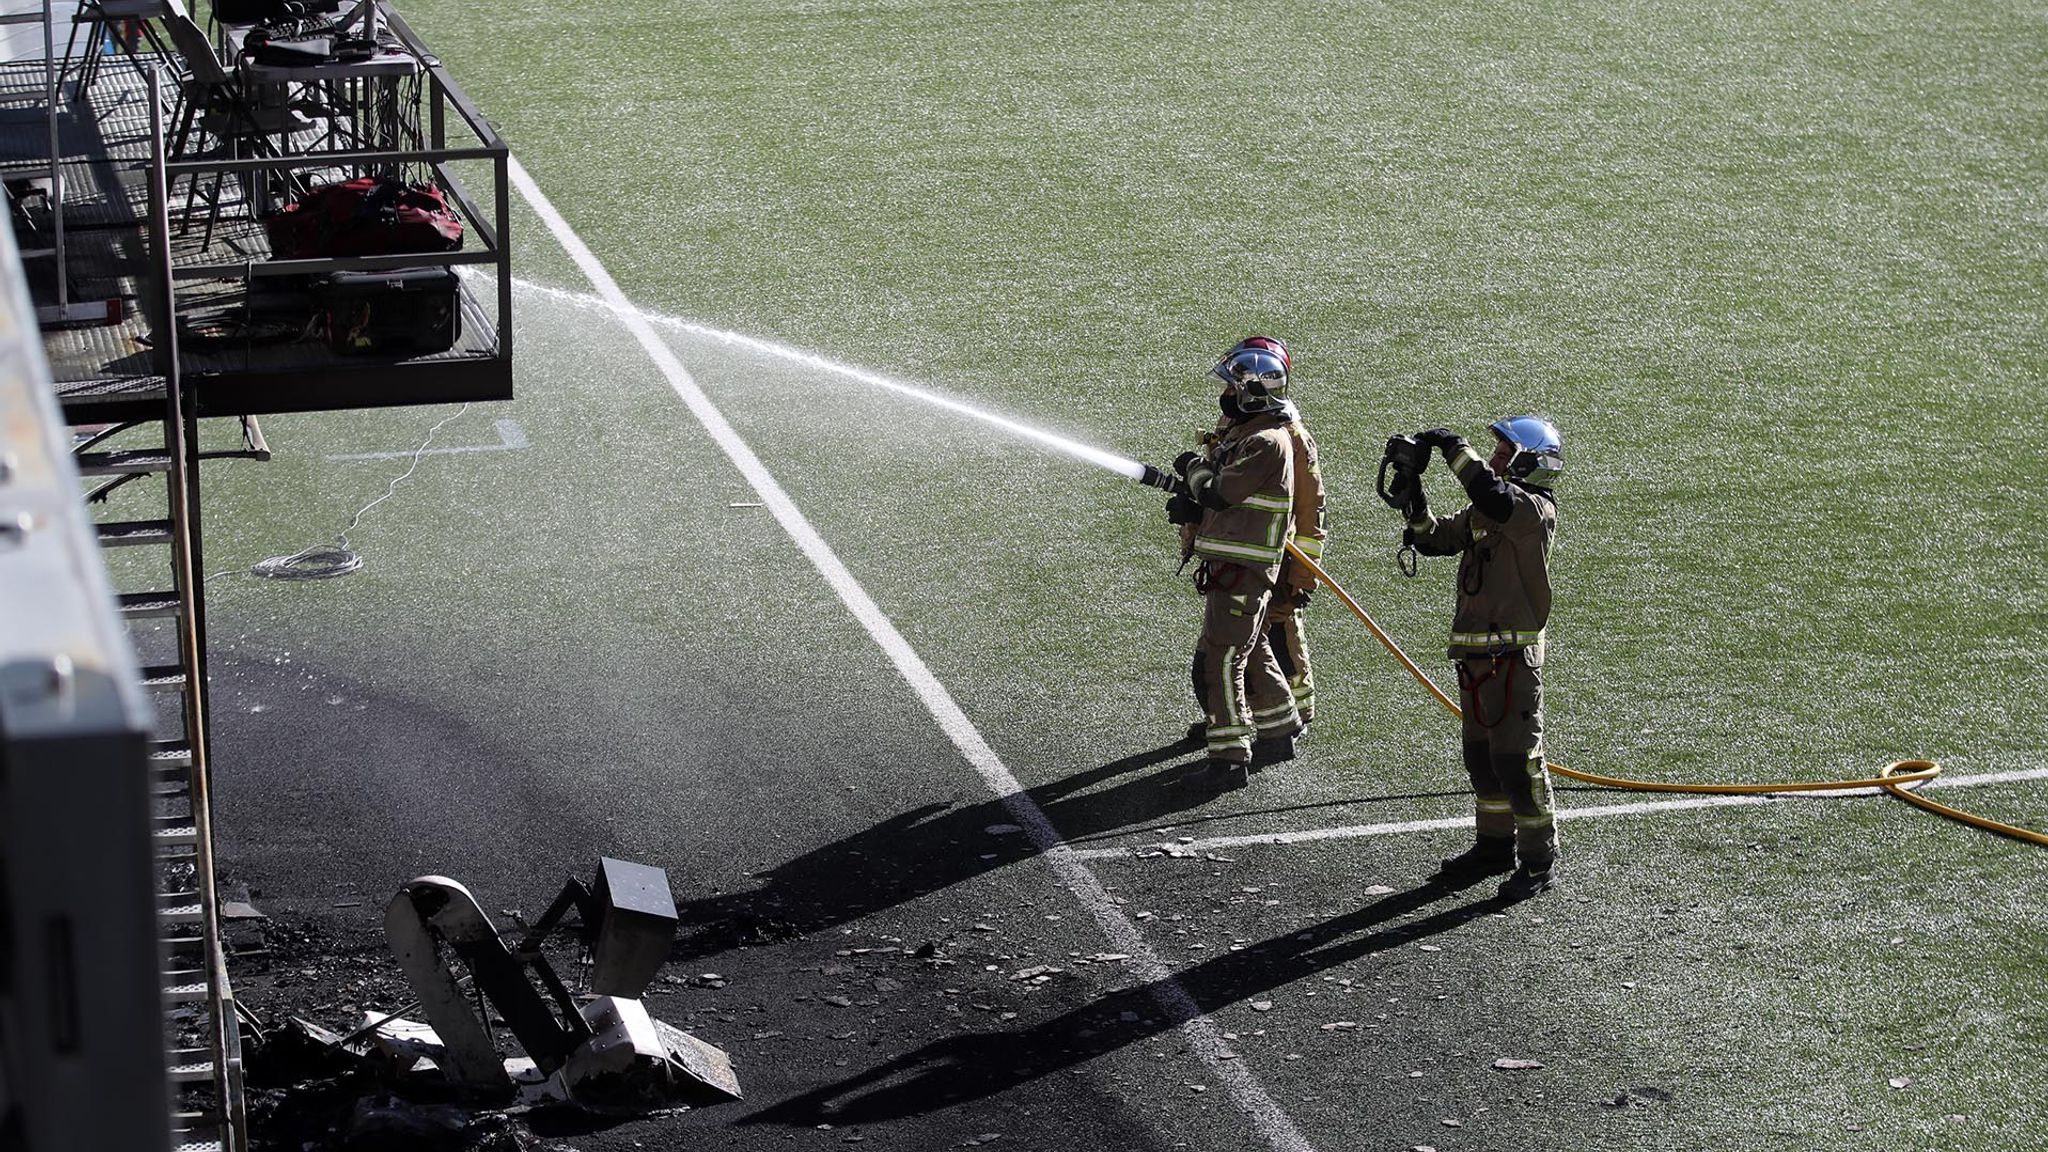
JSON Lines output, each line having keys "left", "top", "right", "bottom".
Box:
{"left": 1407, "top": 443, "right": 1556, "bottom": 660}
{"left": 1188, "top": 412, "right": 1296, "bottom": 579}
{"left": 1284, "top": 419, "right": 1327, "bottom": 589}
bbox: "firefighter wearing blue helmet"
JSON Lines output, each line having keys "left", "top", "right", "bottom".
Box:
{"left": 1401, "top": 415, "right": 1564, "bottom": 899}
{"left": 1164, "top": 343, "right": 1306, "bottom": 786}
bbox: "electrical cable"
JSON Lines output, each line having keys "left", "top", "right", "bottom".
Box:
{"left": 1282, "top": 540, "right": 2048, "bottom": 848}
{"left": 250, "top": 403, "right": 470, "bottom": 581}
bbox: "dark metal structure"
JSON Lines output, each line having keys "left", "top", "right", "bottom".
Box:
{"left": 0, "top": 3, "right": 514, "bottom": 1148}
{"left": 0, "top": 148, "right": 172, "bottom": 1152}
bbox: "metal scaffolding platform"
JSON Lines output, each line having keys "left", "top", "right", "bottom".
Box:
{"left": 5, "top": 4, "right": 512, "bottom": 425}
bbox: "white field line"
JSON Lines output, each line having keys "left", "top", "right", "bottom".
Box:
{"left": 506, "top": 159, "right": 1317, "bottom": 1152}
{"left": 327, "top": 419, "right": 528, "bottom": 461}
{"left": 1067, "top": 765, "right": 2048, "bottom": 860}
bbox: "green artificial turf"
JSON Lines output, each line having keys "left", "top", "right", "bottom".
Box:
{"left": 417, "top": 0, "right": 2047, "bottom": 788}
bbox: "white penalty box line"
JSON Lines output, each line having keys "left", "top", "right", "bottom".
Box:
{"left": 1067, "top": 766, "right": 2048, "bottom": 860}
{"left": 327, "top": 419, "right": 529, "bottom": 461}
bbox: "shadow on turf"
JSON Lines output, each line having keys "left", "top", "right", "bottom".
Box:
{"left": 671, "top": 740, "right": 1264, "bottom": 961}
{"left": 746, "top": 877, "right": 1511, "bottom": 1127}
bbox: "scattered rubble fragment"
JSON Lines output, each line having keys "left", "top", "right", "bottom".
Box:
{"left": 335, "top": 1094, "right": 470, "bottom": 1147}
{"left": 363, "top": 1015, "right": 446, "bottom": 1076}
{"left": 1602, "top": 1085, "right": 1673, "bottom": 1108}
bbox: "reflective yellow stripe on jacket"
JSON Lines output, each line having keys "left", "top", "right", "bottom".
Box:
{"left": 1195, "top": 492, "right": 1290, "bottom": 566}
{"left": 1449, "top": 628, "right": 1546, "bottom": 649}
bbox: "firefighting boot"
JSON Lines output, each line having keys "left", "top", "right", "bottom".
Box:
{"left": 1435, "top": 837, "right": 1515, "bottom": 882}
{"left": 1497, "top": 857, "right": 1561, "bottom": 901}
{"left": 1250, "top": 734, "right": 1298, "bottom": 771}
{"left": 1202, "top": 759, "right": 1250, "bottom": 790}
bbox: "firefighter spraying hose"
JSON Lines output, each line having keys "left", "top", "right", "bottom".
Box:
{"left": 1124, "top": 423, "right": 2048, "bottom": 850}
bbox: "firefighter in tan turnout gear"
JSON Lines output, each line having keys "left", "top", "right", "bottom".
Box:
{"left": 1399, "top": 416, "right": 1564, "bottom": 900}
{"left": 1177, "top": 337, "right": 1329, "bottom": 740}
{"left": 1164, "top": 342, "right": 1307, "bottom": 787}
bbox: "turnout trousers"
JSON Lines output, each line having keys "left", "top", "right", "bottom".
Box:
{"left": 1194, "top": 562, "right": 1303, "bottom": 764}
{"left": 1266, "top": 595, "right": 1315, "bottom": 724}
{"left": 1456, "top": 651, "right": 1556, "bottom": 866}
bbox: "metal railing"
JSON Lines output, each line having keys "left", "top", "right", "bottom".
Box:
{"left": 163, "top": 1, "right": 511, "bottom": 363}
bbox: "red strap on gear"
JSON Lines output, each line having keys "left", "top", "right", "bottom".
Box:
{"left": 1456, "top": 655, "right": 1517, "bottom": 730}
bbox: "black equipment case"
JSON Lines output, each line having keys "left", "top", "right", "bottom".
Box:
{"left": 317, "top": 268, "right": 461, "bottom": 355}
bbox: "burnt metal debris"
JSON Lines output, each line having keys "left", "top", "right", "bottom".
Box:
{"left": 521, "top": 856, "right": 680, "bottom": 1000}
{"left": 380, "top": 861, "right": 740, "bottom": 1109}
{"left": 250, "top": 857, "right": 738, "bottom": 1140}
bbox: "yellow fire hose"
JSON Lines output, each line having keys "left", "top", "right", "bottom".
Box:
{"left": 1283, "top": 541, "right": 2048, "bottom": 848}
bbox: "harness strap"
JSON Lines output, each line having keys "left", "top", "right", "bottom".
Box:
{"left": 1456, "top": 655, "right": 1517, "bottom": 730}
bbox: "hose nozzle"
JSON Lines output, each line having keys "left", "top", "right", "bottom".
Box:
{"left": 1138, "top": 462, "right": 1179, "bottom": 491}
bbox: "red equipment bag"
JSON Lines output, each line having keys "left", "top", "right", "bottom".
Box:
{"left": 263, "top": 177, "right": 464, "bottom": 260}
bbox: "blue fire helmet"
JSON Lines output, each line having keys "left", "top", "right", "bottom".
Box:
{"left": 1489, "top": 414, "right": 1563, "bottom": 488}
{"left": 1211, "top": 346, "right": 1289, "bottom": 413}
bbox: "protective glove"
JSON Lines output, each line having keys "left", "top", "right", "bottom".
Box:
{"left": 1279, "top": 564, "right": 1317, "bottom": 608}
{"left": 1172, "top": 449, "right": 1204, "bottom": 478}
{"left": 1417, "top": 427, "right": 1463, "bottom": 456}
{"left": 1166, "top": 492, "right": 1202, "bottom": 525}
